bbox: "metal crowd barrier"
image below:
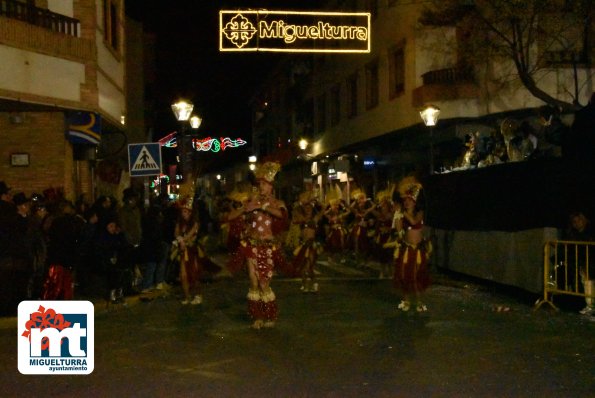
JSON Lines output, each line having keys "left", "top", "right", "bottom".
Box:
{"left": 534, "top": 240, "right": 594, "bottom": 311}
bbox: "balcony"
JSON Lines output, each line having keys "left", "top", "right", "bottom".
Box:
{"left": 412, "top": 66, "right": 479, "bottom": 107}
{"left": 0, "top": 0, "right": 79, "bottom": 37}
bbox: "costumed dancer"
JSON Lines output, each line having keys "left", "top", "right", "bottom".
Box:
{"left": 347, "top": 188, "right": 374, "bottom": 259}
{"left": 323, "top": 185, "right": 348, "bottom": 265}
{"left": 291, "top": 192, "right": 323, "bottom": 293}
{"left": 372, "top": 186, "right": 396, "bottom": 279}
{"left": 224, "top": 188, "right": 250, "bottom": 254}
{"left": 285, "top": 192, "right": 309, "bottom": 254}
{"left": 171, "top": 185, "right": 218, "bottom": 305}
{"left": 228, "top": 162, "right": 289, "bottom": 329}
{"left": 392, "top": 176, "right": 432, "bottom": 312}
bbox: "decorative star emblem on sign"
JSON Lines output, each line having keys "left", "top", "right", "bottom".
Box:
{"left": 223, "top": 14, "right": 257, "bottom": 48}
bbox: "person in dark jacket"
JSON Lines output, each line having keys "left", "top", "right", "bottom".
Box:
{"left": 95, "top": 217, "right": 133, "bottom": 303}
{"left": 139, "top": 205, "right": 165, "bottom": 292}
{"left": 42, "top": 200, "right": 83, "bottom": 300}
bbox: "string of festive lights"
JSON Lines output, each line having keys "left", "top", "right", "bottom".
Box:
{"left": 192, "top": 137, "right": 247, "bottom": 152}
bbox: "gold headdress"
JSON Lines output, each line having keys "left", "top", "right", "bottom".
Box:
{"left": 254, "top": 161, "right": 281, "bottom": 183}
{"left": 177, "top": 174, "right": 195, "bottom": 210}
{"left": 228, "top": 189, "right": 250, "bottom": 203}
{"left": 178, "top": 196, "right": 193, "bottom": 210}
{"left": 325, "top": 184, "right": 343, "bottom": 206}
{"left": 350, "top": 187, "right": 366, "bottom": 201}
{"left": 299, "top": 190, "right": 312, "bottom": 204}
{"left": 376, "top": 184, "right": 395, "bottom": 204}
{"left": 398, "top": 176, "right": 422, "bottom": 202}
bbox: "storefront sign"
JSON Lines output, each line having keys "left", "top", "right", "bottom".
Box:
{"left": 66, "top": 111, "right": 101, "bottom": 145}
{"left": 220, "top": 10, "right": 371, "bottom": 53}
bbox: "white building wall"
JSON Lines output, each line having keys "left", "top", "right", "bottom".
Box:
{"left": 0, "top": 44, "right": 85, "bottom": 102}
{"left": 94, "top": 0, "right": 126, "bottom": 123}
{"left": 47, "top": 0, "right": 74, "bottom": 19}
{"left": 97, "top": 72, "right": 125, "bottom": 122}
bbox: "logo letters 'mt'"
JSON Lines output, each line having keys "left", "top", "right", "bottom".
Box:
{"left": 30, "top": 324, "right": 86, "bottom": 357}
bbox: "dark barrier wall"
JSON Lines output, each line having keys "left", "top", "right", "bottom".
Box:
{"left": 423, "top": 158, "right": 595, "bottom": 232}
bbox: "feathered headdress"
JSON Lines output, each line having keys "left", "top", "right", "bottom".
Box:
{"left": 177, "top": 174, "right": 195, "bottom": 210}
{"left": 177, "top": 196, "right": 193, "bottom": 210}
{"left": 350, "top": 187, "right": 366, "bottom": 201}
{"left": 398, "top": 176, "right": 422, "bottom": 202}
{"left": 228, "top": 188, "right": 250, "bottom": 203}
{"left": 325, "top": 184, "right": 343, "bottom": 206}
{"left": 376, "top": 184, "right": 395, "bottom": 204}
{"left": 254, "top": 161, "right": 281, "bottom": 183}
{"left": 299, "top": 190, "right": 312, "bottom": 204}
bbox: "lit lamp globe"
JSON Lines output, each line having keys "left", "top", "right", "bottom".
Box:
{"left": 298, "top": 139, "right": 308, "bottom": 150}
{"left": 171, "top": 100, "right": 194, "bottom": 122}
{"left": 419, "top": 104, "right": 440, "bottom": 126}
{"left": 190, "top": 115, "right": 202, "bottom": 129}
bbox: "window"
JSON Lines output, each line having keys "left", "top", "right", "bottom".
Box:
{"left": 316, "top": 94, "right": 326, "bottom": 134}
{"left": 103, "top": 0, "right": 120, "bottom": 53}
{"left": 330, "top": 84, "right": 341, "bottom": 127}
{"left": 389, "top": 45, "right": 405, "bottom": 98}
{"left": 347, "top": 74, "right": 358, "bottom": 118}
{"left": 365, "top": 61, "right": 379, "bottom": 110}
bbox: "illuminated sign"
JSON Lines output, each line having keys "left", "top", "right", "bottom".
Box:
{"left": 220, "top": 10, "right": 371, "bottom": 53}
{"left": 363, "top": 158, "right": 376, "bottom": 170}
{"left": 192, "top": 137, "right": 247, "bottom": 152}
{"left": 158, "top": 131, "right": 178, "bottom": 148}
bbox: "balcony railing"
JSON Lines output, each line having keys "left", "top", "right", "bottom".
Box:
{"left": 0, "top": 0, "right": 79, "bottom": 37}
{"left": 421, "top": 66, "right": 475, "bottom": 85}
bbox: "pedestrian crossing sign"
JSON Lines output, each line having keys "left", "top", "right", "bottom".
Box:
{"left": 128, "top": 143, "right": 162, "bottom": 177}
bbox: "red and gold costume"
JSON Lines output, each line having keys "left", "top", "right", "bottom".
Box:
{"left": 172, "top": 218, "right": 203, "bottom": 295}
{"left": 347, "top": 191, "right": 374, "bottom": 254}
{"left": 228, "top": 162, "right": 289, "bottom": 328}
{"left": 171, "top": 193, "right": 220, "bottom": 304}
{"left": 392, "top": 176, "right": 432, "bottom": 311}
{"left": 392, "top": 218, "right": 432, "bottom": 294}
{"left": 41, "top": 265, "right": 74, "bottom": 300}
{"left": 324, "top": 203, "right": 347, "bottom": 253}
{"left": 291, "top": 208, "right": 322, "bottom": 292}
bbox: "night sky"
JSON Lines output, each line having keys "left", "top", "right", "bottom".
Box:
{"left": 125, "top": 1, "right": 324, "bottom": 170}
{"left": 126, "top": 1, "right": 322, "bottom": 140}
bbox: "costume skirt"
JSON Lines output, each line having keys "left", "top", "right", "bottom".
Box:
{"left": 393, "top": 240, "right": 431, "bottom": 295}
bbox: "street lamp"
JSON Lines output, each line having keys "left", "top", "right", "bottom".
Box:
{"left": 171, "top": 100, "right": 194, "bottom": 121}
{"left": 190, "top": 115, "right": 202, "bottom": 129}
{"left": 298, "top": 138, "right": 308, "bottom": 151}
{"left": 248, "top": 155, "right": 257, "bottom": 171}
{"left": 171, "top": 100, "right": 194, "bottom": 178}
{"left": 419, "top": 104, "right": 441, "bottom": 174}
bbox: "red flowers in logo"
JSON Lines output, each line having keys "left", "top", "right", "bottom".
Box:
{"left": 21, "top": 305, "right": 72, "bottom": 350}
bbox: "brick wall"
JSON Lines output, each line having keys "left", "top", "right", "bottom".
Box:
{"left": 0, "top": 111, "right": 74, "bottom": 199}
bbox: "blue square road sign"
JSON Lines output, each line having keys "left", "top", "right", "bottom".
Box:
{"left": 128, "top": 143, "right": 162, "bottom": 177}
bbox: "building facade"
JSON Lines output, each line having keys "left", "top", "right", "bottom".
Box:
{"left": 0, "top": 0, "right": 128, "bottom": 201}
{"left": 248, "top": 0, "right": 594, "bottom": 204}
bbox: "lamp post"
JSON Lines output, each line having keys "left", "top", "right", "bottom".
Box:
{"left": 171, "top": 100, "right": 194, "bottom": 178}
{"left": 419, "top": 104, "right": 441, "bottom": 174}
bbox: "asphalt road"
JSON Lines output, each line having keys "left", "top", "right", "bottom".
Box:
{"left": 1, "top": 269, "right": 594, "bottom": 397}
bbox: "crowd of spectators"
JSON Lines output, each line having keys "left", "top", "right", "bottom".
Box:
{"left": 0, "top": 183, "right": 178, "bottom": 315}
